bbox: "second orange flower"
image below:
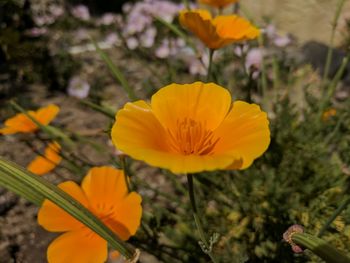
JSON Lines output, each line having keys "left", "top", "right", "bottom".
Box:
{"left": 179, "top": 9, "right": 259, "bottom": 50}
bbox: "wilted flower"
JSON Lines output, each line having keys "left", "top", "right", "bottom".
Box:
{"left": 283, "top": 225, "right": 304, "bottom": 254}
{"left": 0, "top": 104, "right": 59, "bottom": 135}
{"left": 67, "top": 77, "right": 90, "bottom": 99}
{"left": 38, "top": 166, "right": 142, "bottom": 263}
{"left": 179, "top": 10, "right": 259, "bottom": 50}
{"left": 199, "top": 0, "right": 239, "bottom": 8}
{"left": 71, "top": 5, "right": 90, "bottom": 21}
{"left": 27, "top": 142, "right": 61, "bottom": 176}
{"left": 111, "top": 82, "right": 270, "bottom": 173}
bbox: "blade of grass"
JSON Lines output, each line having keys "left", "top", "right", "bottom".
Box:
{"left": 292, "top": 233, "right": 350, "bottom": 263}
{"left": 154, "top": 16, "right": 197, "bottom": 54}
{"left": 322, "top": 0, "right": 347, "bottom": 87}
{"left": 92, "top": 39, "right": 137, "bottom": 101}
{"left": 80, "top": 100, "right": 115, "bottom": 119}
{"left": 0, "top": 157, "right": 136, "bottom": 260}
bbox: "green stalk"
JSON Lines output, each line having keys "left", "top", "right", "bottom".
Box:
{"left": 322, "top": 0, "right": 346, "bottom": 87}
{"left": 292, "top": 233, "right": 350, "bottom": 263}
{"left": 92, "top": 39, "right": 137, "bottom": 101}
{"left": 186, "top": 174, "right": 218, "bottom": 263}
{"left": 154, "top": 16, "right": 197, "bottom": 54}
{"left": 318, "top": 196, "right": 350, "bottom": 237}
{"left": 0, "top": 157, "right": 136, "bottom": 259}
{"left": 80, "top": 100, "right": 115, "bottom": 119}
{"left": 206, "top": 49, "right": 215, "bottom": 82}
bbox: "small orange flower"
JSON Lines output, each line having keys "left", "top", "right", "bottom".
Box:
{"left": 27, "top": 141, "right": 62, "bottom": 176}
{"left": 322, "top": 108, "right": 337, "bottom": 121}
{"left": 111, "top": 82, "right": 270, "bottom": 174}
{"left": 199, "top": 0, "right": 239, "bottom": 8}
{"left": 38, "top": 166, "right": 142, "bottom": 263}
{"left": 0, "top": 104, "right": 59, "bottom": 135}
{"left": 179, "top": 9, "right": 259, "bottom": 49}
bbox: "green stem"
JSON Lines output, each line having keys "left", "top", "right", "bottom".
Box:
{"left": 120, "top": 155, "right": 131, "bottom": 192}
{"left": 292, "top": 233, "right": 350, "bottom": 263}
{"left": 233, "top": 3, "right": 240, "bottom": 14}
{"left": 206, "top": 49, "right": 215, "bottom": 82}
{"left": 186, "top": 174, "right": 219, "bottom": 263}
{"left": 318, "top": 196, "right": 350, "bottom": 237}
{"left": 322, "top": 0, "right": 346, "bottom": 87}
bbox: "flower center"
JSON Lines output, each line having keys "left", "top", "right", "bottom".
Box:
{"left": 167, "top": 118, "right": 219, "bottom": 155}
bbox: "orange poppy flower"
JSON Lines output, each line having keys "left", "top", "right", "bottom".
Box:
{"left": 199, "top": 0, "right": 239, "bottom": 8}
{"left": 27, "top": 141, "right": 62, "bottom": 176}
{"left": 111, "top": 82, "right": 270, "bottom": 174}
{"left": 0, "top": 104, "right": 59, "bottom": 135}
{"left": 38, "top": 166, "right": 142, "bottom": 263}
{"left": 179, "top": 10, "right": 259, "bottom": 49}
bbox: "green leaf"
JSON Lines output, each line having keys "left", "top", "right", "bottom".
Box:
{"left": 292, "top": 233, "right": 350, "bottom": 263}
{"left": 0, "top": 157, "right": 136, "bottom": 260}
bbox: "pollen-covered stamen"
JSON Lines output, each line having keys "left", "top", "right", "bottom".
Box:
{"left": 167, "top": 118, "right": 219, "bottom": 155}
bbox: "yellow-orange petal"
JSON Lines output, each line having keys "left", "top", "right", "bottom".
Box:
{"left": 81, "top": 166, "right": 128, "bottom": 211}
{"left": 33, "top": 104, "right": 60, "bottom": 125}
{"left": 151, "top": 82, "right": 232, "bottom": 132}
{"left": 112, "top": 100, "right": 170, "bottom": 154}
{"left": 38, "top": 181, "right": 88, "bottom": 232}
{"left": 107, "top": 192, "right": 142, "bottom": 239}
{"left": 0, "top": 104, "right": 60, "bottom": 135}
{"left": 27, "top": 142, "right": 62, "bottom": 176}
{"left": 81, "top": 166, "right": 142, "bottom": 240}
{"left": 121, "top": 148, "right": 237, "bottom": 174}
{"left": 213, "top": 16, "right": 260, "bottom": 41}
{"left": 47, "top": 229, "right": 107, "bottom": 263}
{"left": 199, "top": 0, "right": 239, "bottom": 8}
{"left": 214, "top": 101, "right": 270, "bottom": 169}
{"left": 179, "top": 10, "right": 221, "bottom": 49}
{"left": 0, "top": 113, "right": 37, "bottom": 134}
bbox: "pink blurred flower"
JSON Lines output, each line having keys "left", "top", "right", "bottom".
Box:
{"left": 67, "top": 77, "right": 90, "bottom": 99}
{"left": 140, "top": 27, "right": 157, "bottom": 48}
{"left": 104, "top": 33, "right": 121, "bottom": 46}
{"left": 245, "top": 48, "right": 263, "bottom": 69}
{"left": 274, "top": 35, "right": 291, "bottom": 47}
{"left": 97, "top": 13, "right": 118, "bottom": 26}
{"left": 25, "top": 27, "right": 48, "bottom": 37}
{"left": 126, "top": 37, "right": 139, "bottom": 50}
{"left": 49, "top": 5, "right": 64, "bottom": 18}
{"left": 71, "top": 5, "right": 90, "bottom": 21}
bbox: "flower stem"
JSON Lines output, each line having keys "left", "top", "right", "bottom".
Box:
{"left": 206, "top": 49, "right": 215, "bottom": 82}
{"left": 322, "top": 0, "right": 346, "bottom": 88}
{"left": 318, "top": 196, "right": 350, "bottom": 237}
{"left": 120, "top": 155, "right": 131, "bottom": 192}
{"left": 186, "top": 174, "right": 219, "bottom": 263}
{"left": 233, "top": 3, "right": 240, "bottom": 14}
